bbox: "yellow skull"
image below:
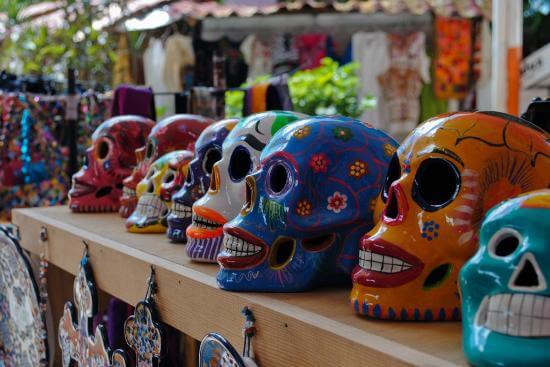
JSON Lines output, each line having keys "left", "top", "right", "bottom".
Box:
{"left": 126, "top": 150, "right": 193, "bottom": 233}
{"left": 351, "top": 111, "right": 550, "bottom": 321}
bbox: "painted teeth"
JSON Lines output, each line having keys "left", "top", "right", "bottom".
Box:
{"left": 476, "top": 293, "right": 550, "bottom": 337}
{"left": 223, "top": 234, "right": 262, "bottom": 257}
{"left": 123, "top": 187, "right": 136, "bottom": 197}
{"left": 170, "top": 202, "right": 192, "bottom": 218}
{"left": 358, "top": 250, "right": 412, "bottom": 273}
{"left": 134, "top": 194, "right": 168, "bottom": 219}
{"left": 191, "top": 213, "right": 221, "bottom": 229}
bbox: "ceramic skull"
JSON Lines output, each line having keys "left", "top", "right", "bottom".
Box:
{"left": 350, "top": 111, "right": 550, "bottom": 321}
{"left": 126, "top": 150, "right": 194, "bottom": 233}
{"left": 186, "top": 111, "right": 307, "bottom": 262}
{"left": 69, "top": 115, "right": 155, "bottom": 212}
{"left": 217, "top": 117, "right": 397, "bottom": 291}
{"left": 167, "top": 119, "right": 238, "bottom": 242}
{"left": 460, "top": 189, "right": 550, "bottom": 367}
{"left": 119, "top": 114, "right": 212, "bottom": 218}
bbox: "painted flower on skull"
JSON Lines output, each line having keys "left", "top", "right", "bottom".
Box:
{"left": 327, "top": 192, "right": 348, "bottom": 213}
{"left": 309, "top": 153, "right": 330, "bottom": 173}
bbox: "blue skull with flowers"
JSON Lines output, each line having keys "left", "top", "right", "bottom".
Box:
{"left": 460, "top": 189, "right": 550, "bottom": 367}
{"left": 217, "top": 116, "right": 398, "bottom": 291}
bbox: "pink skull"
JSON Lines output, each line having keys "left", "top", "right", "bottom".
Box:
{"left": 69, "top": 115, "right": 155, "bottom": 212}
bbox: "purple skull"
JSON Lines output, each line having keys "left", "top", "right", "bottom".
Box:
{"left": 167, "top": 119, "right": 238, "bottom": 242}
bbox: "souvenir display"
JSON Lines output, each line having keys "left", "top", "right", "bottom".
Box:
{"left": 199, "top": 307, "right": 257, "bottom": 367}
{"left": 124, "top": 267, "right": 165, "bottom": 367}
{"left": 460, "top": 189, "right": 550, "bottom": 367}
{"left": 119, "top": 114, "right": 212, "bottom": 218}
{"left": 217, "top": 116, "right": 397, "bottom": 291}
{"left": 69, "top": 115, "right": 155, "bottom": 213}
{"left": 186, "top": 111, "right": 307, "bottom": 262}
{"left": 0, "top": 226, "right": 48, "bottom": 366}
{"left": 126, "top": 150, "right": 194, "bottom": 233}
{"left": 167, "top": 119, "right": 238, "bottom": 242}
{"left": 351, "top": 111, "right": 550, "bottom": 320}
{"left": 58, "top": 245, "right": 128, "bottom": 367}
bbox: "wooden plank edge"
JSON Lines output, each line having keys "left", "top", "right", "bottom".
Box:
{"left": 12, "top": 208, "right": 460, "bottom": 367}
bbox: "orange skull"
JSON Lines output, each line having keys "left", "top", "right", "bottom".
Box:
{"left": 351, "top": 111, "right": 550, "bottom": 321}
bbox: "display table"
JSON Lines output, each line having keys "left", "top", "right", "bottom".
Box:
{"left": 12, "top": 206, "right": 466, "bottom": 367}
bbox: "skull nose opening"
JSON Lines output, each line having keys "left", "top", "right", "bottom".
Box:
{"left": 509, "top": 253, "right": 547, "bottom": 291}
{"left": 384, "top": 188, "right": 399, "bottom": 220}
{"left": 147, "top": 182, "right": 155, "bottom": 194}
{"left": 301, "top": 233, "right": 336, "bottom": 252}
{"left": 269, "top": 237, "right": 296, "bottom": 270}
{"left": 514, "top": 260, "right": 539, "bottom": 287}
{"left": 209, "top": 166, "right": 220, "bottom": 192}
{"left": 243, "top": 177, "right": 255, "bottom": 214}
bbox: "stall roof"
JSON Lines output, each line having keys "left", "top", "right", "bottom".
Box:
{"left": 166, "top": 0, "right": 491, "bottom": 19}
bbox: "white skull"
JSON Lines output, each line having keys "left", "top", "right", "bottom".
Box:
{"left": 186, "top": 111, "right": 307, "bottom": 262}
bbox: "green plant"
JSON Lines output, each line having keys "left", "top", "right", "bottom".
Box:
{"left": 225, "top": 58, "right": 375, "bottom": 118}
{"left": 0, "top": 1, "right": 118, "bottom": 86}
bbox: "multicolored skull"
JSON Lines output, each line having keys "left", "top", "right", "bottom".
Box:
{"left": 126, "top": 150, "right": 194, "bottom": 233}
{"left": 351, "top": 111, "right": 550, "bottom": 321}
{"left": 460, "top": 189, "right": 550, "bottom": 367}
{"left": 186, "top": 111, "right": 307, "bottom": 262}
{"left": 119, "top": 114, "right": 212, "bottom": 218}
{"left": 69, "top": 115, "right": 155, "bottom": 212}
{"left": 167, "top": 119, "right": 238, "bottom": 242}
{"left": 217, "top": 117, "right": 397, "bottom": 291}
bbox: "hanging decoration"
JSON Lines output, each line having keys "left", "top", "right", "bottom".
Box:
{"left": 198, "top": 306, "right": 258, "bottom": 367}
{"left": 0, "top": 225, "right": 48, "bottom": 366}
{"left": 124, "top": 266, "right": 165, "bottom": 367}
{"left": 58, "top": 242, "right": 128, "bottom": 367}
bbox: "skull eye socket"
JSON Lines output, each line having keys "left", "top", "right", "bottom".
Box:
{"left": 382, "top": 153, "right": 401, "bottom": 203}
{"left": 145, "top": 142, "right": 154, "bottom": 159}
{"left": 163, "top": 170, "right": 175, "bottom": 184}
{"left": 185, "top": 169, "right": 193, "bottom": 184}
{"left": 202, "top": 148, "right": 222, "bottom": 175}
{"left": 266, "top": 162, "right": 292, "bottom": 196}
{"left": 96, "top": 140, "right": 110, "bottom": 160}
{"left": 146, "top": 168, "right": 156, "bottom": 179}
{"left": 228, "top": 146, "right": 252, "bottom": 182}
{"left": 82, "top": 154, "right": 89, "bottom": 168}
{"left": 489, "top": 228, "right": 521, "bottom": 258}
{"left": 412, "top": 158, "right": 460, "bottom": 211}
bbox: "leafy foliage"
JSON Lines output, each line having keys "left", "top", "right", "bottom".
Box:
{"left": 0, "top": 1, "right": 118, "bottom": 87}
{"left": 225, "top": 58, "right": 374, "bottom": 118}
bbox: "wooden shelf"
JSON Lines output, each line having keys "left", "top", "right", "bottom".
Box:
{"left": 13, "top": 206, "right": 466, "bottom": 367}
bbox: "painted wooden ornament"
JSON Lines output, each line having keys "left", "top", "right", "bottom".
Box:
{"left": 199, "top": 307, "right": 258, "bottom": 367}
{"left": 124, "top": 266, "right": 165, "bottom": 367}
{"left": 58, "top": 243, "right": 128, "bottom": 367}
{"left": 0, "top": 225, "right": 48, "bottom": 366}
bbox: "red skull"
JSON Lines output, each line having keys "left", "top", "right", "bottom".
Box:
{"left": 69, "top": 115, "right": 155, "bottom": 212}
{"left": 119, "top": 114, "right": 212, "bottom": 217}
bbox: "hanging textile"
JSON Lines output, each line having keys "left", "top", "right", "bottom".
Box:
{"left": 110, "top": 84, "right": 155, "bottom": 120}
{"left": 242, "top": 75, "right": 293, "bottom": 116}
{"left": 0, "top": 94, "right": 68, "bottom": 221}
{"left": 295, "top": 33, "right": 337, "bottom": 70}
{"left": 144, "top": 38, "right": 174, "bottom": 118}
{"left": 112, "top": 35, "right": 134, "bottom": 86}
{"left": 352, "top": 31, "right": 390, "bottom": 129}
{"left": 240, "top": 34, "right": 273, "bottom": 81}
{"left": 377, "top": 32, "right": 430, "bottom": 136}
{"left": 434, "top": 17, "right": 474, "bottom": 99}
{"left": 272, "top": 33, "right": 300, "bottom": 75}
{"left": 163, "top": 33, "right": 195, "bottom": 93}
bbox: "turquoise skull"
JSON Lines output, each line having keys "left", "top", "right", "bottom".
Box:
{"left": 460, "top": 189, "right": 550, "bottom": 367}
